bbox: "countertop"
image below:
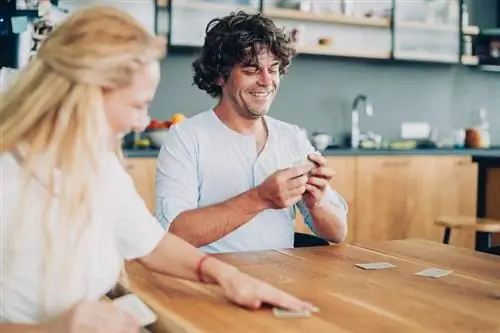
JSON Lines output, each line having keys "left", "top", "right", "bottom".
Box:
{"left": 124, "top": 147, "right": 500, "bottom": 158}
{"left": 472, "top": 154, "right": 500, "bottom": 167}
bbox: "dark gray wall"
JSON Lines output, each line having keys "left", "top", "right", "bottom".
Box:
{"left": 465, "top": 0, "right": 499, "bottom": 28}
{"left": 149, "top": 54, "right": 500, "bottom": 146}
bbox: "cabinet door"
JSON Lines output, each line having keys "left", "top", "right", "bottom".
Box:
{"left": 170, "top": 0, "right": 259, "bottom": 47}
{"left": 354, "top": 156, "right": 415, "bottom": 242}
{"left": 261, "top": 1, "right": 392, "bottom": 59}
{"left": 393, "top": 0, "right": 460, "bottom": 63}
{"left": 124, "top": 158, "right": 157, "bottom": 214}
{"left": 434, "top": 156, "right": 478, "bottom": 249}
{"left": 295, "top": 157, "right": 356, "bottom": 243}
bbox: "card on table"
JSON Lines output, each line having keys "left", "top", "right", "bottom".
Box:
{"left": 414, "top": 268, "right": 453, "bottom": 278}
{"left": 272, "top": 307, "right": 313, "bottom": 319}
{"left": 112, "top": 293, "right": 157, "bottom": 327}
{"left": 355, "top": 262, "right": 396, "bottom": 270}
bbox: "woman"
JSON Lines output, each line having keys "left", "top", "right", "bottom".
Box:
{"left": 0, "top": 5, "right": 317, "bottom": 333}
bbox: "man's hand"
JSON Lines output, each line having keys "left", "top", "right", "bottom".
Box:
{"left": 302, "top": 153, "right": 336, "bottom": 210}
{"left": 256, "top": 165, "right": 313, "bottom": 209}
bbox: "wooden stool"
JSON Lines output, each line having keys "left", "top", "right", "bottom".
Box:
{"left": 435, "top": 216, "right": 500, "bottom": 253}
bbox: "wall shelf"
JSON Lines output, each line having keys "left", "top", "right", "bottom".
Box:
{"left": 394, "top": 51, "right": 458, "bottom": 63}
{"left": 169, "top": 0, "right": 256, "bottom": 12}
{"left": 264, "top": 7, "right": 390, "bottom": 28}
{"left": 395, "top": 22, "right": 479, "bottom": 35}
{"left": 461, "top": 55, "right": 479, "bottom": 65}
{"left": 462, "top": 25, "right": 480, "bottom": 35}
{"left": 396, "top": 21, "right": 456, "bottom": 32}
{"left": 296, "top": 45, "right": 390, "bottom": 59}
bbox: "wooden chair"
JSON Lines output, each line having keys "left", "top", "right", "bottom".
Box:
{"left": 434, "top": 216, "right": 500, "bottom": 255}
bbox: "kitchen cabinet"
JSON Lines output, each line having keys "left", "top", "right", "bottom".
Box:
{"left": 160, "top": 0, "right": 481, "bottom": 64}
{"left": 124, "top": 154, "right": 478, "bottom": 249}
{"left": 354, "top": 156, "right": 416, "bottom": 242}
{"left": 168, "top": 0, "right": 259, "bottom": 47}
{"left": 392, "top": 0, "right": 461, "bottom": 63}
{"left": 262, "top": 1, "right": 392, "bottom": 60}
{"left": 354, "top": 156, "right": 477, "bottom": 249}
{"left": 124, "top": 157, "right": 157, "bottom": 214}
{"left": 431, "top": 156, "right": 478, "bottom": 249}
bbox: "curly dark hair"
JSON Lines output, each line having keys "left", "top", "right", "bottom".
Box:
{"left": 192, "top": 11, "right": 296, "bottom": 98}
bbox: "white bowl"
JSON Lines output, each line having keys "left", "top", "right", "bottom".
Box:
{"left": 145, "top": 129, "right": 168, "bottom": 148}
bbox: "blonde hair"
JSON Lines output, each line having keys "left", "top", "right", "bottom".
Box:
{"left": 0, "top": 5, "right": 165, "bottom": 317}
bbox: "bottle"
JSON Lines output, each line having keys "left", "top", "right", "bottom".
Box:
{"left": 477, "top": 108, "right": 490, "bottom": 148}
{"left": 466, "top": 108, "right": 490, "bottom": 148}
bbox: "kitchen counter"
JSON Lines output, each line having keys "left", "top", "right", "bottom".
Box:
{"left": 124, "top": 147, "right": 500, "bottom": 158}
{"left": 472, "top": 154, "right": 500, "bottom": 167}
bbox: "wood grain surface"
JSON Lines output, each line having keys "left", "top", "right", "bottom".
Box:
{"left": 123, "top": 240, "right": 500, "bottom": 333}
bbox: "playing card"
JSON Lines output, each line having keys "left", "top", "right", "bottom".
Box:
{"left": 272, "top": 307, "right": 312, "bottom": 319}
{"left": 292, "top": 156, "right": 316, "bottom": 168}
{"left": 112, "top": 293, "right": 157, "bottom": 327}
{"left": 355, "top": 262, "right": 396, "bottom": 270}
{"left": 414, "top": 268, "right": 453, "bottom": 278}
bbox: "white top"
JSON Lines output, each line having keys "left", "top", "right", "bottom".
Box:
{"left": 155, "top": 110, "right": 348, "bottom": 253}
{"left": 0, "top": 149, "right": 165, "bottom": 323}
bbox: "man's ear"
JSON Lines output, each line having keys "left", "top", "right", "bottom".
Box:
{"left": 216, "top": 76, "right": 225, "bottom": 87}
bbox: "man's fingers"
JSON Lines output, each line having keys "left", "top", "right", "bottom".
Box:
{"left": 259, "top": 286, "right": 316, "bottom": 312}
{"left": 309, "top": 167, "right": 336, "bottom": 179}
{"left": 287, "top": 174, "right": 308, "bottom": 190}
{"left": 305, "top": 184, "right": 323, "bottom": 202}
{"left": 307, "top": 177, "right": 328, "bottom": 189}
{"left": 307, "top": 153, "right": 326, "bottom": 166}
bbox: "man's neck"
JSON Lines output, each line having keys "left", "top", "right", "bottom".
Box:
{"left": 213, "top": 104, "right": 265, "bottom": 136}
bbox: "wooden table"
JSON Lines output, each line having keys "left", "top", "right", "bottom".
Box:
{"left": 124, "top": 240, "right": 500, "bottom": 333}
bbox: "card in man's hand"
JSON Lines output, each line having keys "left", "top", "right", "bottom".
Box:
{"left": 355, "top": 262, "right": 396, "bottom": 270}
{"left": 414, "top": 268, "right": 453, "bottom": 278}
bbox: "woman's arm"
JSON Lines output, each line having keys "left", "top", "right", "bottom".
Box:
{"left": 138, "top": 232, "right": 238, "bottom": 283}
{"left": 138, "top": 233, "right": 319, "bottom": 312}
{"left": 0, "top": 324, "right": 46, "bottom": 333}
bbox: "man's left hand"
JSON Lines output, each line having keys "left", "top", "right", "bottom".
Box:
{"left": 302, "top": 153, "right": 336, "bottom": 209}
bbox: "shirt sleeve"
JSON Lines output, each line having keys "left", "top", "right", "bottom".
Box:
{"left": 292, "top": 127, "right": 349, "bottom": 234}
{"left": 155, "top": 124, "right": 199, "bottom": 230}
{"left": 109, "top": 156, "right": 166, "bottom": 260}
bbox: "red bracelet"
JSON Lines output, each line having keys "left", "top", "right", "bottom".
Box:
{"left": 195, "top": 254, "right": 212, "bottom": 283}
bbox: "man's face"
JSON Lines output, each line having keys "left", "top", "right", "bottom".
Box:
{"left": 221, "top": 50, "right": 281, "bottom": 119}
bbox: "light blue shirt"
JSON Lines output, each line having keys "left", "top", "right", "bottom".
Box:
{"left": 155, "top": 110, "right": 347, "bottom": 253}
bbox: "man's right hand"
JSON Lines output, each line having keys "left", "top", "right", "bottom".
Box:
{"left": 256, "top": 165, "right": 312, "bottom": 209}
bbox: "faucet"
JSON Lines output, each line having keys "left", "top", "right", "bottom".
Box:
{"left": 351, "top": 94, "right": 374, "bottom": 148}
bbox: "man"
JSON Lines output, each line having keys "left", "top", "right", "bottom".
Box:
{"left": 155, "top": 11, "right": 347, "bottom": 253}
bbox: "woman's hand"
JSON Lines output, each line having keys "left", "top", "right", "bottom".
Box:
{"left": 216, "top": 269, "right": 319, "bottom": 313}
{"left": 40, "top": 300, "right": 140, "bottom": 333}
